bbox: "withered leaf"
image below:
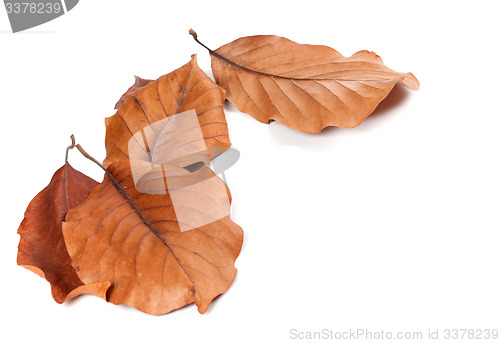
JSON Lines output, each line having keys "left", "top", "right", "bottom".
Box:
{"left": 104, "top": 55, "right": 231, "bottom": 168}
{"left": 62, "top": 159, "right": 243, "bottom": 315}
{"left": 191, "top": 30, "right": 419, "bottom": 133}
{"left": 17, "top": 163, "right": 111, "bottom": 303}
{"left": 114, "top": 76, "right": 153, "bottom": 110}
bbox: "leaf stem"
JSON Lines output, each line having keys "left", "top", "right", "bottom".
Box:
{"left": 75, "top": 143, "right": 109, "bottom": 176}
{"left": 189, "top": 28, "right": 244, "bottom": 71}
{"left": 189, "top": 29, "right": 212, "bottom": 53}
{"left": 64, "top": 135, "right": 77, "bottom": 209}
{"left": 65, "top": 134, "right": 76, "bottom": 165}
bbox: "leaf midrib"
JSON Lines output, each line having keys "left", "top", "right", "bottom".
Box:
{"left": 209, "top": 49, "right": 401, "bottom": 83}
{"left": 103, "top": 164, "right": 198, "bottom": 291}
{"left": 149, "top": 63, "right": 196, "bottom": 164}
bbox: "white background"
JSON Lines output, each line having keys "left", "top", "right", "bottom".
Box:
{"left": 1, "top": 1, "right": 499, "bottom": 342}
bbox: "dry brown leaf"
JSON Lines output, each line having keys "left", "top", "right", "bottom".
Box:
{"left": 191, "top": 30, "right": 419, "bottom": 133}
{"left": 62, "top": 159, "right": 243, "bottom": 315}
{"left": 114, "top": 76, "right": 153, "bottom": 110}
{"left": 17, "top": 163, "right": 111, "bottom": 303}
{"left": 104, "top": 55, "right": 231, "bottom": 168}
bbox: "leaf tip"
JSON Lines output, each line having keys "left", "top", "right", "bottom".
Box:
{"left": 197, "top": 303, "right": 209, "bottom": 314}
{"left": 401, "top": 72, "right": 420, "bottom": 90}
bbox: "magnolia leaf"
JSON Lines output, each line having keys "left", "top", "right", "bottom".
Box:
{"left": 62, "top": 159, "right": 243, "bottom": 315}
{"left": 191, "top": 30, "right": 419, "bottom": 133}
{"left": 17, "top": 163, "right": 111, "bottom": 303}
{"left": 104, "top": 55, "right": 231, "bottom": 168}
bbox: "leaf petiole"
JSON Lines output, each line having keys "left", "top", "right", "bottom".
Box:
{"left": 64, "top": 134, "right": 77, "bottom": 209}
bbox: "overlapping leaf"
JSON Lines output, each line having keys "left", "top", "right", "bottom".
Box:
{"left": 62, "top": 160, "right": 243, "bottom": 314}
{"left": 191, "top": 31, "right": 419, "bottom": 133}
{"left": 104, "top": 55, "right": 231, "bottom": 167}
{"left": 17, "top": 163, "right": 111, "bottom": 302}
